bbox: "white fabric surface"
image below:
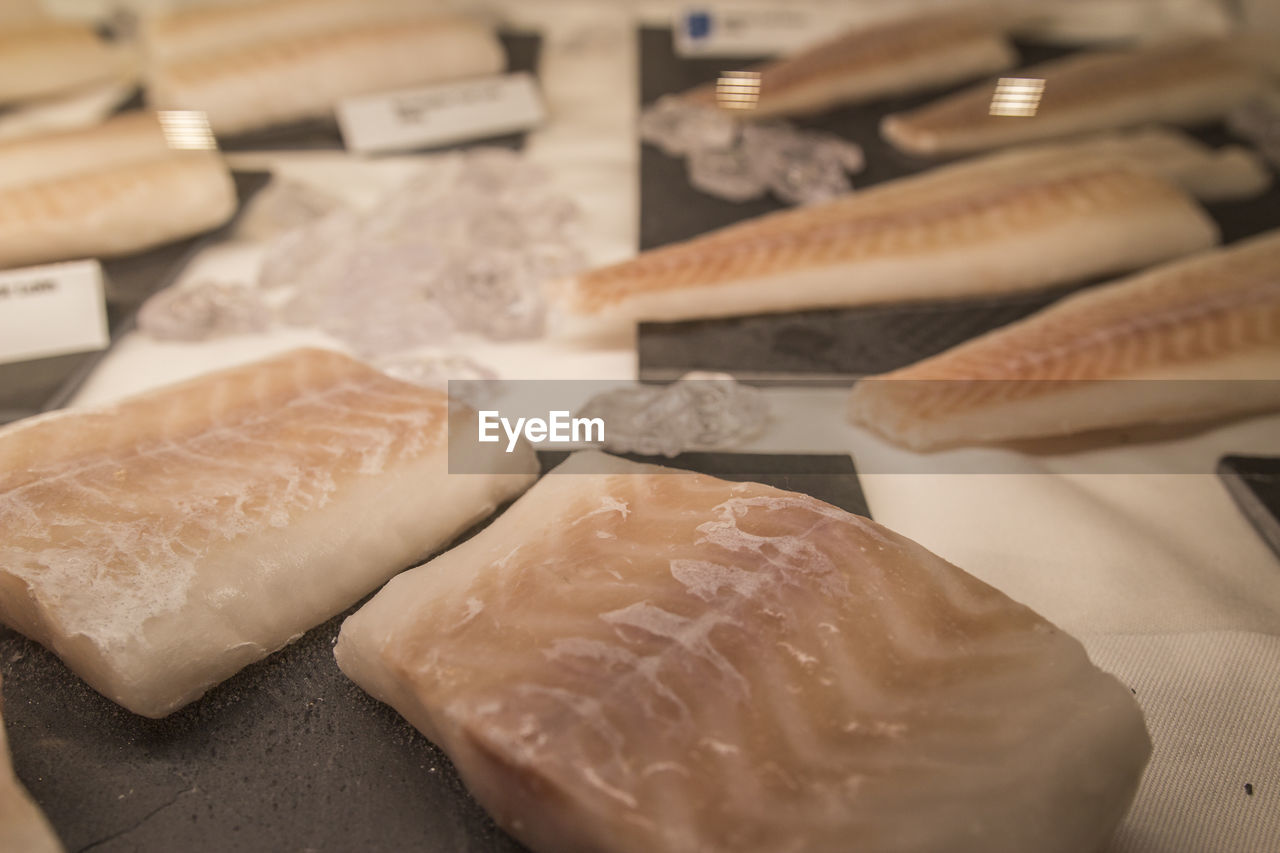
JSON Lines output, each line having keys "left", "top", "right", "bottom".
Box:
{"left": 20, "top": 1, "right": 1279, "bottom": 851}
{"left": 853, "top": 416, "right": 1280, "bottom": 852}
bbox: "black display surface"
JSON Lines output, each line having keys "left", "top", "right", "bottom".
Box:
{"left": 0, "top": 452, "right": 864, "bottom": 853}
{"left": 1218, "top": 455, "right": 1280, "bottom": 560}
{"left": 634, "top": 29, "right": 1280, "bottom": 382}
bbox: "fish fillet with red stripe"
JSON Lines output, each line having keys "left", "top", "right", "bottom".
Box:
{"left": 550, "top": 155, "right": 1219, "bottom": 337}
{"left": 680, "top": 10, "right": 1016, "bottom": 119}
{"left": 881, "top": 39, "right": 1265, "bottom": 156}
{"left": 848, "top": 230, "right": 1280, "bottom": 450}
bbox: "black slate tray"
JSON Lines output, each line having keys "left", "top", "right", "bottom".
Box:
{"left": 0, "top": 171, "right": 272, "bottom": 425}
{"left": 1218, "top": 455, "right": 1280, "bottom": 560}
{"left": 0, "top": 451, "right": 865, "bottom": 853}
{"left": 217, "top": 33, "right": 542, "bottom": 153}
{"left": 634, "top": 28, "right": 1280, "bottom": 382}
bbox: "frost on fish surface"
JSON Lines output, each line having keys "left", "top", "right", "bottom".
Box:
{"left": 0, "top": 352, "right": 447, "bottom": 647}
{"left": 359, "top": 464, "right": 1148, "bottom": 853}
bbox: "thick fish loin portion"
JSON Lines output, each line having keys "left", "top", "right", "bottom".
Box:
{"left": 0, "top": 22, "right": 135, "bottom": 106}
{"left": 337, "top": 451, "right": 1151, "bottom": 853}
{"left": 681, "top": 10, "right": 1015, "bottom": 119}
{"left": 881, "top": 39, "right": 1264, "bottom": 156}
{"left": 146, "top": 17, "right": 504, "bottom": 135}
{"left": 550, "top": 155, "right": 1218, "bottom": 337}
{"left": 848, "top": 230, "right": 1280, "bottom": 450}
{"left": 0, "top": 348, "right": 537, "bottom": 718}
{"left": 140, "top": 0, "right": 448, "bottom": 64}
{"left": 0, "top": 150, "right": 236, "bottom": 271}
{"left": 0, "top": 676, "right": 63, "bottom": 853}
{"left": 0, "top": 111, "right": 237, "bottom": 270}
{"left": 0, "top": 112, "right": 177, "bottom": 192}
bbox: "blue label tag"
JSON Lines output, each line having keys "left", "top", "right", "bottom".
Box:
{"left": 685, "top": 10, "right": 713, "bottom": 40}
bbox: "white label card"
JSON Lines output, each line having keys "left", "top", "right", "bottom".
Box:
{"left": 674, "top": 5, "right": 831, "bottom": 57}
{"left": 337, "top": 72, "right": 546, "bottom": 155}
{"left": 0, "top": 260, "right": 109, "bottom": 365}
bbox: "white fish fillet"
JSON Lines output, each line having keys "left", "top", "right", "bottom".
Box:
{"left": 146, "top": 18, "right": 505, "bottom": 135}
{"left": 680, "top": 10, "right": 1016, "bottom": 118}
{"left": 848, "top": 229, "right": 1280, "bottom": 450}
{"left": 140, "top": 0, "right": 451, "bottom": 63}
{"left": 0, "top": 676, "right": 62, "bottom": 853}
{"left": 0, "top": 23, "right": 136, "bottom": 106}
{"left": 980, "top": 127, "right": 1272, "bottom": 202}
{"left": 550, "top": 153, "right": 1219, "bottom": 337}
{"left": 881, "top": 39, "right": 1264, "bottom": 156}
{"left": 0, "top": 348, "right": 537, "bottom": 718}
{"left": 0, "top": 149, "right": 237, "bottom": 270}
{"left": 0, "top": 111, "right": 175, "bottom": 193}
{"left": 337, "top": 451, "right": 1151, "bottom": 853}
{"left": 0, "top": 0, "right": 47, "bottom": 28}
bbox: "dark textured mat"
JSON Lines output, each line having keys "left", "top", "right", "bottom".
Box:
{"left": 634, "top": 28, "right": 1280, "bottom": 383}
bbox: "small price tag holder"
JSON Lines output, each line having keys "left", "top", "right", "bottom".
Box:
{"left": 673, "top": 4, "right": 827, "bottom": 57}
{"left": 0, "top": 259, "right": 109, "bottom": 365}
{"left": 336, "top": 71, "right": 546, "bottom": 155}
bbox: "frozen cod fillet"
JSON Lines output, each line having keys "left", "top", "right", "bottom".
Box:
{"left": 550, "top": 157, "right": 1218, "bottom": 337}
{"left": 0, "top": 150, "right": 236, "bottom": 270}
{"left": 681, "top": 10, "right": 1016, "bottom": 119}
{"left": 146, "top": 18, "right": 505, "bottom": 135}
{"left": 881, "top": 39, "right": 1264, "bottom": 156}
{"left": 0, "top": 348, "right": 537, "bottom": 718}
{"left": 0, "top": 676, "right": 62, "bottom": 853}
{"left": 957, "top": 127, "right": 1272, "bottom": 202}
{"left": 0, "top": 111, "right": 176, "bottom": 193}
{"left": 0, "top": 23, "right": 136, "bottom": 106}
{"left": 141, "top": 0, "right": 451, "bottom": 63}
{"left": 848, "top": 230, "right": 1280, "bottom": 450}
{"left": 337, "top": 451, "right": 1151, "bottom": 853}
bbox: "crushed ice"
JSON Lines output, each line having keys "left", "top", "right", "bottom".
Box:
{"left": 640, "top": 95, "right": 864, "bottom": 205}
{"left": 375, "top": 352, "right": 499, "bottom": 407}
{"left": 233, "top": 178, "right": 345, "bottom": 241}
{"left": 137, "top": 281, "right": 269, "bottom": 341}
{"left": 576, "top": 373, "right": 770, "bottom": 457}
{"left": 261, "top": 148, "right": 587, "bottom": 355}
{"left": 140, "top": 148, "right": 587, "bottom": 361}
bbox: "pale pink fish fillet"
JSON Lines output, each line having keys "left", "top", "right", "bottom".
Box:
{"left": 680, "top": 10, "right": 1016, "bottom": 119}
{"left": 0, "top": 21, "right": 135, "bottom": 105}
{"left": 146, "top": 17, "right": 504, "bottom": 135}
{"left": 140, "top": 0, "right": 451, "bottom": 63}
{"left": 0, "top": 348, "right": 537, "bottom": 718}
{"left": 0, "top": 111, "right": 174, "bottom": 193}
{"left": 881, "top": 39, "right": 1264, "bottom": 156}
{"left": 0, "top": 150, "right": 237, "bottom": 270}
{"left": 336, "top": 451, "right": 1151, "bottom": 853}
{"left": 0, "top": 675, "right": 63, "bottom": 853}
{"left": 550, "top": 158, "right": 1218, "bottom": 337}
{"left": 848, "top": 229, "right": 1280, "bottom": 450}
